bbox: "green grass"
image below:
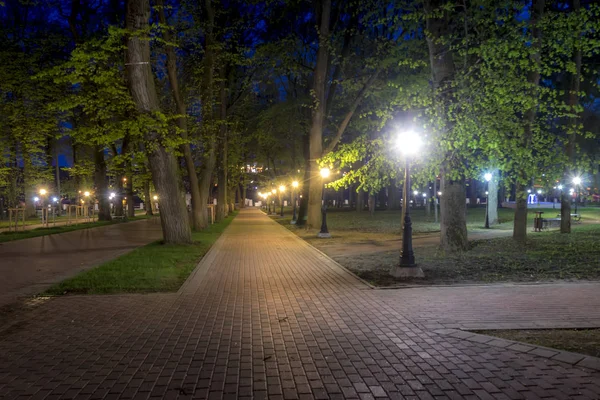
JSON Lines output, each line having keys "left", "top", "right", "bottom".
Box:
{"left": 45, "top": 212, "right": 238, "bottom": 295}
{"left": 336, "top": 224, "right": 600, "bottom": 286}
{"left": 273, "top": 206, "right": 600, "bottom": 234}
{"left": 0, "top": 215, "right": 153, "bottom": 243}
{"left": 476, "top": 329, "right": 600, "bottom": 358}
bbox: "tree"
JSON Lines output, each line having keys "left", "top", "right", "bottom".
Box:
{"left": 125, "top": 0, "right": 191, "bottom": 243}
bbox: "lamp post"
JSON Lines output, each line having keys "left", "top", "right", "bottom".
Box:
{"left": 484, "top": 173, "right": 492, "bottom": 228}
{"left": 391, "top": 130, "right": 424, "bottom": 278}
{"left": 291, "top": 181, "right": 299, "bottom": 224}
{"left": 573, "top": 177, "right": 581, "bottom": 214}
{"left": 279, "top": 185, "right": 285, "bottom": 217}
{"left": 271, "top": 189, "right": 277, "bottom": 214}
{"left": 317, "top": 168, "right": 331, "bottom": 238}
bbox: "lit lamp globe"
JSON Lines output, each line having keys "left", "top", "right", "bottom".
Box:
{"left": 279, "top": 185, "right": 285, "bottom": 192}
{"left": 34, "top": 197, "right": 39, "bottom": 202}
{"left": 271, "top": 189, "right": 276, "bottom": 195}
{"left": 320, "top": 168, "right": 330, "bottom": 178}
{"left": 39, "top": 188, "right": 47, "bottom": 196}
{"left": 84, "top": 191, "right": 90, "bottom": 197}
{"left": 292, "top": 181, "right": 299, "bottom": 188}
{"left": 153, "top": 195, "right": 158, "bottom": 200}
{"left": 573, "top": 177, "right": 582, "bottom": 185}
{"left": 395, "top": 130, "right": 422, "bottom": 156}
{"left": 558, "top": 185, "right": 563, "bottom": 190}
{"left": 484, "top": 173, "right": 492, "bottom": 182}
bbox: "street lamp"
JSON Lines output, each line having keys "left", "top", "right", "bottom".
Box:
{"left": 291, "top": 181, "right": 299, "bottom": 224}
{"left": 271, "top": 189, "right": 277, "bottom": 214}
{"left": 317, "top": 167, "right": 331, "bottom": 238}
{"left": 484, "top": 173, "right": 492, "bottom": 229}
{"left": 279, "top": 185, "right": 285, "bottom": 217}
{"left": 391, "top": 130, "right": 424, "bottom": 277}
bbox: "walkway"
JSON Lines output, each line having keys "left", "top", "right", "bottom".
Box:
{"left": 1, "top": 209, "right": 600, "bottom": 399}
{"left": 0, "top": 218, "right": 162, "bottom": 308}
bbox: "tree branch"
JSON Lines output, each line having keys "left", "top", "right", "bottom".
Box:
{"left": 322, "top": 69, "right": 381, "bottom": 156}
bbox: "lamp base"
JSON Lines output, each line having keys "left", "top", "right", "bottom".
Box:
{"left": 317, "top": 232, "right": 331, "bottom": 238}
{"left": 290, "top": 220, "right": 297, "bottom": 225}
{"left": 390, "top": 265, "right": 424, "bottom": 278}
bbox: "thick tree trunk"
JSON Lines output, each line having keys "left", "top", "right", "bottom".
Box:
{"left": 94, "top": 146, "right": 111, "bottom": 221}
{"left": 144, "top": 179, "right": 153, "bottom": 216}
{"left": 306, "top": 0, "right": 331, "bottom": 229}
{"left": 561, "top": 0, "right": 581, "bottom": 234}
{"left": 157, "top": 0, "right": 203, "bottom": 231}
{"left": 241, "top": 182, "right": 247, "bottom": 208}
{"left": 387, "top": 181, "right": 400, "bottom": 210}
{"left": 513, "top": 182, "right": 528, "bottom": 241}
{"left": 487, "top": 169, "right": 499, "bottom": 225}
{"left": 440, "top": 174, "right": 468, "bottom": 252}
{"left": 126, "top": 172, "right": 135, "bottom": 218}
{"left": 368, "top": 194, "right": 375, "bottom": 216}
{"left": 295, "top": 134, "right": 311, "bottom": 227}
{"left": 23, "top": 151, "right": 37, "bottom": 218}
{"left": 425, "top": 0, "right": 468, "bottom": 251}
{"left": 125, "top": 0, "right": 191, "bottom": 244}
{"left": 513, "top": 0, "right": 544, "bottom": 242}
{"left": 356, "top": 189, "right": 365, "bottom": 212}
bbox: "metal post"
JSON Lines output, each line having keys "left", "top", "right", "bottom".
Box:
{"left": 485, "top": 181, "right": 490, "bottom": 229}
{"left": 400, "top": 159, "right": 415, "bottom": 266}
{"left": 575, "top": 185, "right": 579, "bottom": 214}
{"left": 280, "top": 194, "right": 284, "bottom": 217}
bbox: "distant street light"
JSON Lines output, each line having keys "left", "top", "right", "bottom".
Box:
{"left": 291, "top": 181, "right": 299, "bottom": 224}
{"left": 317, "top": 168, "right": 331, "bottom": 238}
{"left": 34, "top": 197, "right": 39, "bottom": 202}
{"left": 484, "top": 173, "right": 492, "bottom": 229}
{"left": 39, "top": 189, "right": 47, "bottom": 196}
{"left": 84, "top": 191, "right": 90, "bottom": 197}
{"left": 391, "top": 130, "right": 424, "bottom": 277}
{"left": 153, "top": 195, "right": 158, "bottom": 200}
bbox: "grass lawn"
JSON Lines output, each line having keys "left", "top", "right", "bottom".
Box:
{"left": 476, "top": 329, "right": 600, "bottom": 358}
{"left": 335, "top": 224, "right": 600, "bottom": 286}
{"left": 0, "top": 215, "right": 153, "bottom": 243}
{"left": 45, "top": 212, "right": 237, "bottom": 295}
{"left": 273, "top": 206, "right": 600, "bottom": 286}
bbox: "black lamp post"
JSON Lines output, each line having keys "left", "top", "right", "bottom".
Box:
{"left": 390, "top": 130, "right": 424, "bottom": 278}
{"left": 279, "top": 185, "right": 285, "bottom": 216}
{"left": 317, "top": 168, "right": 331, "bottom": 238}
{"left": 291, "top": 181, "right": 299, "bottom": 224}
{"left": 484, "top": 172, "right": 492, "bottom": 229}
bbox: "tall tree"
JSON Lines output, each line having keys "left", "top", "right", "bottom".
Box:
{"left": 125, "top": 0, "right": 191, "bottom": 243}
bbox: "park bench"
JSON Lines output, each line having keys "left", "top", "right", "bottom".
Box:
{"left": 534, "top": 211, "right": 582, "bottom": 232}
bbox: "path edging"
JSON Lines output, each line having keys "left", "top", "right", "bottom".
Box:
{"left": 433, "top": 328, "right": 600, "bottom": 372}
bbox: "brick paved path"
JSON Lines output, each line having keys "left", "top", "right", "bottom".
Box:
{"left": 1, "top": 209, "right": 600, "bottom": 399}
{"left": 0, "top": 218, "right": 162, "bottom": 308}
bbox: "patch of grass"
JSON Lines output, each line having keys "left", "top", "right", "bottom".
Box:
{"left": 476, "top": 329, "right": 600, "bottom": 358}
{"left": 45, "top": 212, "right": 238, "bottom": 295}
{"left": 0, "top": 215, "right": 153, "bottom": 243}
{"left": 334, "top": 224, "right": 600, "bottom": 286}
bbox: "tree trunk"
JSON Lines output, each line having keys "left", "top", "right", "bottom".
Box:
{"left": 356, "top": 189, "right": 365, "bottom": 212}
{"left": 114, "top": 175, "right": 124, "bottom": 217}
{"left": 513, "top": 182, "right": 528, "bottom": 241}
{"left": 488, "top": 169, "right": 499, "bottom": 225}
{"left": 144, "top": 179, "right": 153, "bottom": 216}
{"left": 561, "top": 0, "right": 581, "bottom": 233}
{"left": 157, "top": 0, "right": 203, "bottom": 231}
{"left": 440, "top": 174, "right": 468, "bottom": 252}
{"left": 425, "top": 0, "right": 468, "bottom": 251}
{"left": 126, "top": 171, "right": 135, "bottom": 218}
{"left": 125, "top": 0, "right": 191, "bottom": 244}
{"left": 295, "top": 134, "right": 311, "bottom": 227}
{"left": 513, "top": 0, "right": 544, "bottom": 241}
{"left": 216, "top": 65, "right": 228, "bottom": 222}
{"left": 387, "top": 181, "right": 400, "bottom": 210}
{"left": 368, "top": 194, "right": 375, "bottom": 216}
{"left": 306, "top": 0, "right": 331, "bottom": 229}
{"left": 94, "top": 146, "right": 111, "bottom": 221}
{"left": 241, "top": 182, "right": 247, "bottom": 208}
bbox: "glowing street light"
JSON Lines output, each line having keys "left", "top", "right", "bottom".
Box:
{"left": 53, "top": 197, "right": 58, "bottom": 203}
{"left": 39, "top": 188, "right": 47, "bottom": 196}
{"left": 153, "top": 195, "right": 158, "bottom": 200}
{"left": 84, "top": 191, "right": 90, "bottom": 197}
{"left": 392, "top": 129, "right": 424, "bottom": 277}
{"left": 34, "top": 197, "right": 39, "bottom": 202}
{"left": 318, "top": 168, "right": 331, "bottom": 238}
